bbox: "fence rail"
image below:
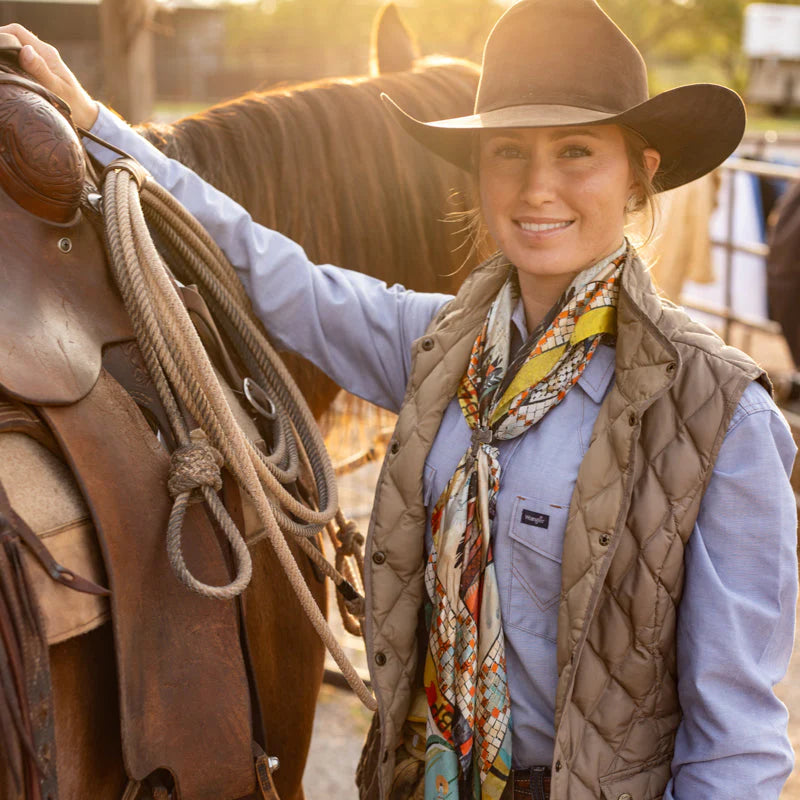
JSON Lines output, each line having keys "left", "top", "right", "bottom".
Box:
{"left": 680, "top": 156, "right": 800, "bottom": 339}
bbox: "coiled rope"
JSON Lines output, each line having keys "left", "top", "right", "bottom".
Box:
{"left": 99, "top": 158, "right": 375, "bottom": 710}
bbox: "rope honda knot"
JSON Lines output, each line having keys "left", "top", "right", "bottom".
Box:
{"left": 338, "top": 519, "right": 364, "bottom": 556}
{"left": 344, "top": 596, "right": 365, "bottom": 619}
{"left": 168, "top": 428, "right": 224, "bottom": 503}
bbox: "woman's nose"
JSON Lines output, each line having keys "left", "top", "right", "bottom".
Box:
{"left": 520, "top": 159, "right": 557, "bottom": 205}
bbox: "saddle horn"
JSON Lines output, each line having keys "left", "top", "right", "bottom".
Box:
{"left": 0, "top": 41, "right": 85, "bottom": 224}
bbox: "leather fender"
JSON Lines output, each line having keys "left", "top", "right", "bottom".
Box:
{"left": 0, "top": 183, "right": 134, "bottom": 404}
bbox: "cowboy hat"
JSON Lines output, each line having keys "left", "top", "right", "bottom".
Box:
{"left": 382, "top": 0, "right": 745, "bottom": 192}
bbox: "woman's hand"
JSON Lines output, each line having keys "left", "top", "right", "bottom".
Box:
{"left": 0, "top": 24, "right": 99, "bottom": 129}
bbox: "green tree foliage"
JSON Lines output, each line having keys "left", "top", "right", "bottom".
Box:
{"left": 605, "top": 0, "right": 800, "bottom": 91}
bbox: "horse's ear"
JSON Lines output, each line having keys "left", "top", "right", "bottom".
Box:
{"left": 369, "top": 3, "right": 420, "bottom": 76}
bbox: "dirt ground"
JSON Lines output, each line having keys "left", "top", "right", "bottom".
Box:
{"left": 304, "top": 329, "right": 800, "bottom": 798}
{"left": 303, "top": 429, "right": 376, "bottom": 800}
{"left": 303, "top": 682, "right": 372, "bottom": 799}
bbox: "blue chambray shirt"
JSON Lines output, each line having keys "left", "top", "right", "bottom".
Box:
{"left": 88, "top": 104, "right": 798, "bottom": 798}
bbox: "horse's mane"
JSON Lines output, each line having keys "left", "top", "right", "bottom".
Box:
{"left": 138, "top": 56, "right": 480, "bottom": 294}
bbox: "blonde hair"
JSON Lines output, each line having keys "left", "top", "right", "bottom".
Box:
{"left": 622, "top": 127, "right": 661, "bottom": 248}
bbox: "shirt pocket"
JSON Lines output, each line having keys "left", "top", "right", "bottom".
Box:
{"left": 507, "top": 494, "right": 569, "bottom": 641}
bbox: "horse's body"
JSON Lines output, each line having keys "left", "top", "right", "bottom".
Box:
{"left": 0, "top": 9, "right": 480, "bottom": 800}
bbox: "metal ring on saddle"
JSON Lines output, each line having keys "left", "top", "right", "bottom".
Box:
{"left": 243, "top": 377, "right": 277, "bottom": 421}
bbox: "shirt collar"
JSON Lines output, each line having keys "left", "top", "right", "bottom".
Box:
{"left": 564, "top": 240, "right": 628, "bottom": 297}
{"left": 578, "top": 343, "right": 616, "bottom": 403}
{"left": 510, "top": 300, "right": 615, "bottom": 403}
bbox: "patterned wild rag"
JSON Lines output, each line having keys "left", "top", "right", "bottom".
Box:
{"left": 421, "top": 250, "right": 626, "bottom": 800}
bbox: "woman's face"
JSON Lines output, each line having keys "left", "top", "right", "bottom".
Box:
{"left": 478, "top": 124, "right": 655, "bottom": 290}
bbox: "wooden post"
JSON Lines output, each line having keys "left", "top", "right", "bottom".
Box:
{"left": 98, "top": 0, "right": 155, "bottom": 123}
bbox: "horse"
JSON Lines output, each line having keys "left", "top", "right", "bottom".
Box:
{"left": 0, "top": 7, "right": 480, "bottom": 800}
{"left": 136, "top": 3, "right": 481, "bottom": 419}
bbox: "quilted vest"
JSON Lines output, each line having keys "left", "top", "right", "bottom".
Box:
{"left": 357, "top": 249, "right": 768, "bottom": 800}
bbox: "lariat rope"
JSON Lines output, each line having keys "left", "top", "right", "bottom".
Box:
{"left": 100, "top": 158, "right": 375, "bottom": 710}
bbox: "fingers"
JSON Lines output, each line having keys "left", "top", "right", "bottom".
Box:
{"left": 19, "top": 43, "right": 68, "bottom": 103}
{"left": 0, "top": 31, "right": 22, "bottom": 49}
{"left": 1, "top": 25, "right": 71, "bottom": 84}
{"left": 19, "top": 44, "right": 51, "bottom": 78}
{"left": 0, "top": 23, "right": 38, "bottom": 48}
{"left": 0, "top": 24, "right": 99, "bottom": 129}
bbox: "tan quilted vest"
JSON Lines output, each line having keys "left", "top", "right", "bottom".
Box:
{"left": 358, "top": 250, "right": 766, "bottom": 800}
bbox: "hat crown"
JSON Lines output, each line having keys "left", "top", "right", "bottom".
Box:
{"left": 476, "top": 0, "right": 649, "bottom": 116}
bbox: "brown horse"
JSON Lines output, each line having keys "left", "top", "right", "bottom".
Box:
{"left": 137, "top": 5, "right": 480, "bottom": 418}
{"left": 0, "top": 8, "right": 479, "bottom": 800}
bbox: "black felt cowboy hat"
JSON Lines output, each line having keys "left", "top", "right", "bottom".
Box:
{"left": 382, "top": 0, "right": 745, "bottom": 192}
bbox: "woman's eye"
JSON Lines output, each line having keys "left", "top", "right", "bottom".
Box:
{"left": 493, "top": 144, "right": 524, "bottom": 159}
{"left": 561, "top": 145, "right": 591, "bottom": 158}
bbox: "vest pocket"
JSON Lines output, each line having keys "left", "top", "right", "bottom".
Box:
{"left": 598, "top": 754, "right": 671, "bottom": 800}
{"left": 507, "top": 494, "right": 568, "bottom": 638}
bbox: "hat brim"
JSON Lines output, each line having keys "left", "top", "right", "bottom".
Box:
{"left": 382, "top": 84, "right": 745, "bottom": 193}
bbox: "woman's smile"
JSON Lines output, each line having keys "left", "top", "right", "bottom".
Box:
{"left": 515, "top": 218, "right": 574, "bottom": 235}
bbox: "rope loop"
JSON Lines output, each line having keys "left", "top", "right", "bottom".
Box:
{"left": 168, "top": 428, "right": 223, "bottom": 504}
{"left": 100, "top": 162, "right": 376, "bottom": 708}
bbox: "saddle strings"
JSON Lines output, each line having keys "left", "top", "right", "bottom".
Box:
{"left": 100, "top": 158, "right": 374, "bottom": 710}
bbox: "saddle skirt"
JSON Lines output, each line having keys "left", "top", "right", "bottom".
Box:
{"left": 0, "top": 370, "right": 264, "bottom": 648}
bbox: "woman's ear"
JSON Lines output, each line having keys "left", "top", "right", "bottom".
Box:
{"left": 643, "top": 147, "right": 661, "bottom": 182}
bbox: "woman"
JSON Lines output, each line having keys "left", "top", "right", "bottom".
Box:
{"left": 2, "top": 1, "right": 796, "bottom": 798}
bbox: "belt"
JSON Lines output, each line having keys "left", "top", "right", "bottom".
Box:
{"left": 500, "top": 766, "right": 551, "bottom": 800}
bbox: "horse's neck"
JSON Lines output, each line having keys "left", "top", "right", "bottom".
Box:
{"left": 137, "top": 66, "right": 480, "bottom": 295}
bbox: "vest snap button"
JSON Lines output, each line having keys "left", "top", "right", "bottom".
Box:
{"left": 555, "top": 760, "right": 562, "bottom": 772}
{"left": 599, "top": 533, "right": 610, "bottom": 546}
{"left": 666, "top": 361, "right": 677, "bottom": 374}
{"left": 617, "top": 794, "right": 633, "bottom": 800}
{"left": 421, "top": 337, "right": 435, "bottom": 351}
{"left": 372, "top": 550, "right": 386, "bottom": 565}
{"left": 628, "top": 412, "right": 637, "bottom": 427}
{"left": 390, "top": 440, "right": 400, "bottom": 455}
{"left": 375, "top": 651, "right": 387, "bottom": 666}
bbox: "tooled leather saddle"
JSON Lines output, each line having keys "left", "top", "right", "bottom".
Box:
{"left": 0, "top": 39, "right": 281, "bottom": 800}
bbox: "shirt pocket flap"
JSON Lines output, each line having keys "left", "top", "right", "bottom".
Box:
{"left": 599, "top": 755, "right": 671, "bottom": 800}
{"left": 509, "top": 495, "right": 569, "bottom": 564}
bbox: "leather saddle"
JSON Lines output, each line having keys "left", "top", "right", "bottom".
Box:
{"left": 0, "top": 56, "right": 277, "bottom": 800}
